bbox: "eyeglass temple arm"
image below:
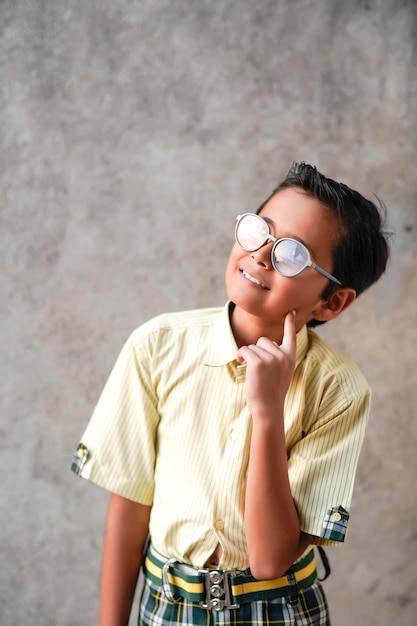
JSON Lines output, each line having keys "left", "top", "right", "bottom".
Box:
{"left": 310, "top": 263, "right": 343, "bottom": 286}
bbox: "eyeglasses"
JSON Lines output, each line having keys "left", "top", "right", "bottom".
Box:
{"left": 235, "top": 213, "right": 342, "bottom": 286}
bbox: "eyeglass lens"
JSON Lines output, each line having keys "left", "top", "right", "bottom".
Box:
{"left": 236, "top": 214, "right": 270, "bottom": 250}
{"left": 272, "top": 239, "right": 309, "bottom": 276}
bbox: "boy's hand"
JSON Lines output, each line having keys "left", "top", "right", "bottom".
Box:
{"left": 236, "top": 310, "right": 296, "bottom": 419}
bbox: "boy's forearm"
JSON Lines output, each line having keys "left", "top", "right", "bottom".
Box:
{"left": 99, "top": 494, "right": 151, "bottom": 626}
{"left": 244, "top": 415, "right": 305, "bottom": 580}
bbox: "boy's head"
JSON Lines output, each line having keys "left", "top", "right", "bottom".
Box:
{"left": 256, "top": 162, "right": 390, "bottom": 327}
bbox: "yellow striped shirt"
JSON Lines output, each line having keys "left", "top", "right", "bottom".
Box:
{"left": 73, "top": 302, "right": 371, "bottom": 570}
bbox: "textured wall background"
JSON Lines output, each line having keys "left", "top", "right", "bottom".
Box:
{"left": 1, "top": 1, "right": 416, "bottom": 625}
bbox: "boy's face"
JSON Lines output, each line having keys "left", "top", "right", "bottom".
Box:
{"left": 225, "top": 187, "right": 341, "bottom": 333}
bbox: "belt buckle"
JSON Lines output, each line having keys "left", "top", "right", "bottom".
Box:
{"left": 198, "top": 569, "right": 240, "bottom": 611}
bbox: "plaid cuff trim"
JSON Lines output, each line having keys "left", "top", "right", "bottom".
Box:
{"left": 321, "top": 506, "right": 349, "bottom": 542}
{"left": 71, "top": 443, "right": 89, "bottom": 475}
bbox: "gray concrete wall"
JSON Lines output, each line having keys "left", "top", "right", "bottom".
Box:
{"left": 1, "top": 1, "right": 416, "bottom": 624}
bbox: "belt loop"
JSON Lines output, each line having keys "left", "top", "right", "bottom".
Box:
{"left": 316, "top": 546, "right": 331, "bottom": 581}
{"left": 161, "top": 558, "right": 180, "bottom": 602}
{"left": 286, "top": 568, "right": 299, "bottom": 606}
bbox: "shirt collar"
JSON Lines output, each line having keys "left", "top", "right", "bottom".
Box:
{"left": 204, "top": 301, "right": 309, "bottom": 368}
{"left": 295, "top": 323, "right": 309, "bottom": 368}
{"left": 204, "top": 302, "right": 238, "bottom": 366}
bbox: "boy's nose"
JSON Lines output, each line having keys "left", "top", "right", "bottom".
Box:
{"left": 251, "top": 241, "right": 273, "bottom": 268}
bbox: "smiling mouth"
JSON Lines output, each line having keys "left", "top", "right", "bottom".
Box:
{"left": 241, "top": 270, "right": 269, "bottom": 290}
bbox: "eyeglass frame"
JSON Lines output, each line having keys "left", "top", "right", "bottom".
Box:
{"left": 235, "top": 213, "right": 343, "bottom": 286}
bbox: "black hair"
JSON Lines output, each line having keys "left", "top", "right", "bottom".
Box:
{"left": 257, "top": 161, "right": 390, "bottom": 327}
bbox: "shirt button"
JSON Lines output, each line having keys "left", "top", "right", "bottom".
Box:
{"left": 331, "top": 512, "right": 342, "bottom": 522}
{"left": 214, "top": 520, "right": 224, "bottom": 530}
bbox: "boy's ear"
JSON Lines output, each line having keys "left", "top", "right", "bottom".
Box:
{"left": 312, "top": 288, "right": 357, "bottom": 322}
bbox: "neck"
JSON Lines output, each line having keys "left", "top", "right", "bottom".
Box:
{"left": 229, "top": 304, "right": 285, "bottom": 348}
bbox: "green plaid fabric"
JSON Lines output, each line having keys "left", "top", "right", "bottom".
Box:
{"left": 139, "top": 574, "right": 330, "bottom": 626}
{"left": 71, "top": 443, "right": 88, "bottom": 475}
{"left": 321, "top": 506, "right": 349, "bottom": 542}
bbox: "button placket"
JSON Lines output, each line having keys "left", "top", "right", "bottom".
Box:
{"left": 210, "top": 362, "right": 249, "bottom": 564}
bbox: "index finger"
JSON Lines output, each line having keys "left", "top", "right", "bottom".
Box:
{"left": 280, "top": 310, "right": 296, "bottom": 358}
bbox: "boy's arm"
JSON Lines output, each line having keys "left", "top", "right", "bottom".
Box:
{"left": 99, "top": 494, "right": 151, "bottom": 626}
{"left": 238, "top": 311, "right": 309, "bottom": 580}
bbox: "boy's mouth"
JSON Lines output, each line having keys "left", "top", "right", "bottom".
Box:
{"left": 241, "top": 269, "right": 269, "bottom": 290}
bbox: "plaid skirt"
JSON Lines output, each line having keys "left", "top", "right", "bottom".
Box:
{"left": 138, "top": 573, "right": 330, "bottom": 626}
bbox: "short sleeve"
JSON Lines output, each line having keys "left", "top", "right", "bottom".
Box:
{"left": 288, "top": 380, "right": 371, "bottom": 546}
{"left": 71, "top": 330, "right": 160, "bottom": 504}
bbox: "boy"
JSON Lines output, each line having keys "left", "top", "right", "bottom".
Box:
{"left": 72, "top": 162, "right": 389, "bottom": 625}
